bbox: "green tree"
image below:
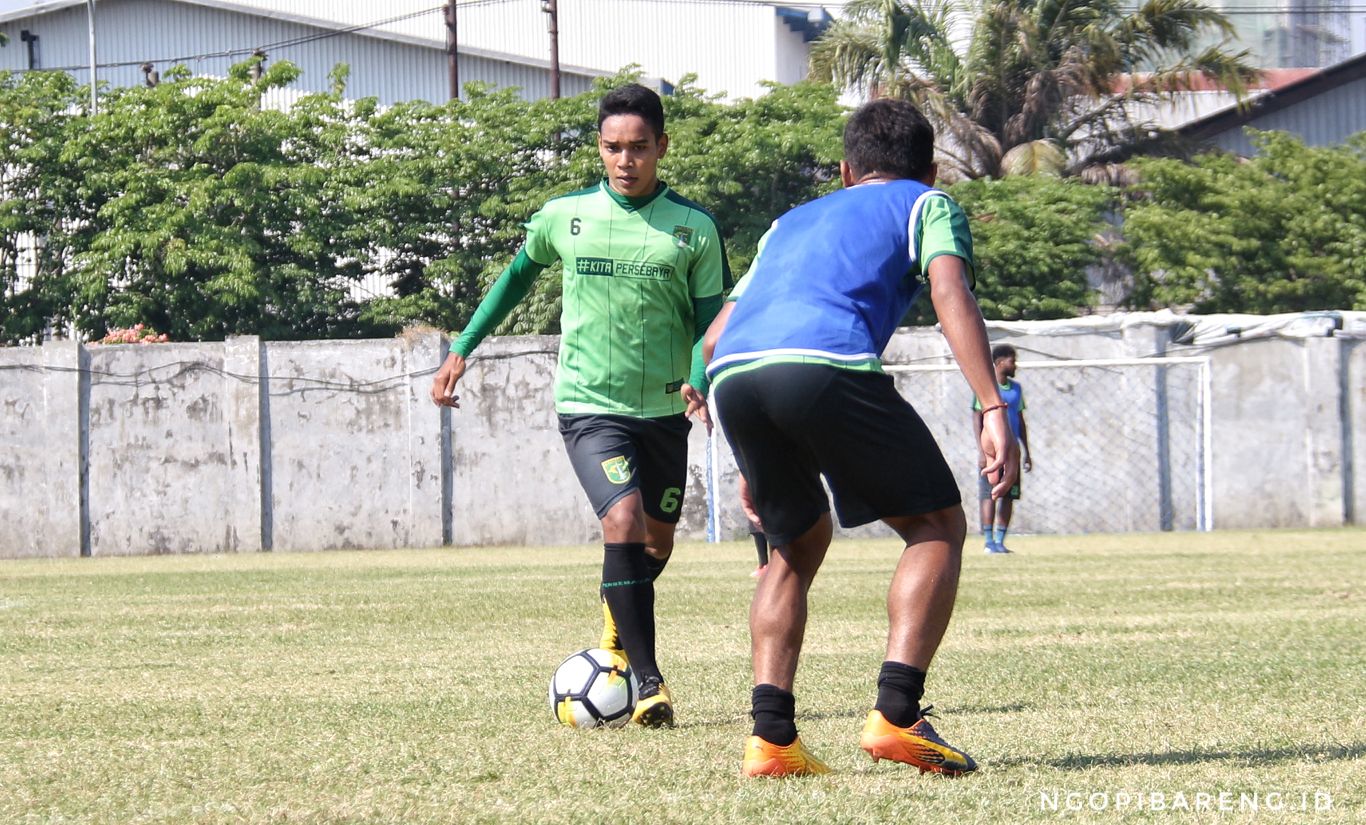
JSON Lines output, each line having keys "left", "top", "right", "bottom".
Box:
{"left": 1122, "top": 131, "right": 1366, "bottom": 313}
{"left": 57, "top": 59, "right": 378, "bottom": 341}
{"left": 0, "top": 70, "right": 84, "bottom": 344}
{"left": 811, "top": 0, "right": 1258, "bottom": 179}
{"left": 932, "top": 175, "right": 1115, "bottom": 321}
{"left": 661, "top": 78, "right": 844, "bottom": 275}
{"left": 352, "top": 82, "right": 597, "bottom": 339}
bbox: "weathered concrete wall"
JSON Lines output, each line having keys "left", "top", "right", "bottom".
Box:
{"left": 86, "top": 343, "right": 243, "bottom": 555}
{"left": 265, "top": 336, "right": 446, "bottom": 552}
{"left": 1203, "top": 337, "right": 1323, "bottom": 528}
{"left": 0, "top": 333, "right": 447, "bottom": 557}
{"left": 0, "top": 343, "right": 84, "bottom": 557}
{"left": 0, "top": 320, "right": 1360, "bottom": 557}
{"left": 449, "top": 336, "right": 713, "bottom": 547}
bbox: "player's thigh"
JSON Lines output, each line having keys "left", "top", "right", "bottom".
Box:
{"left": 558, "top": 414, "right": 642, "bottom": 520}
{"left": 629, "top": 414, "right": 692, "bottom": 524}
{"left": 713, "top": 367, "right": 829, "bottom": 546}
{"left": 811, "top": 371, "right": 961, "bottom": 527}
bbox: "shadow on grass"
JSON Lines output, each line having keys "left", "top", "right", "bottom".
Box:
{"left": 955, "top": 702, "right": 1031, "bottom": 715}
{"left": 675, "top": 703, "right": 1029, "bottom": 731}
{"left": 996, "top": 741, "right": 1366, "bottom": 770}
{"left": 674, "top": 705, "right": 868, "bottom": 731}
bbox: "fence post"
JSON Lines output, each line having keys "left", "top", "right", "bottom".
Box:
{"left": 223, "top": 336, "right": 265, "bottom": 551}
{"left": 403, "top": 331, "right": 448, "bottom": 547}
{"left": 40, "top": 340, "right": 88, "bottom": 557}
{"left": 1303, "top": 335, "right": 1346, "bottom": 527}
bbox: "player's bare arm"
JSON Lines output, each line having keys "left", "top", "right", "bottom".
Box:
{"left": 926, "top": 255, "right": 1019, "bottom": 498}
{"left": 1020, "top": 414, "right": 1033, "bottom": 472}
{"left": 430, "top": 352, "right": 467, "bottom": 408}
{"left": 702, "top": 300, "right": 736, "bottom": 364}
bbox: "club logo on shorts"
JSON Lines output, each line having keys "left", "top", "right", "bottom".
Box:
{"left": 601, "top": 456, "right": 632, "bottom": 485}
{"left": 671, "top": 225, "right": 694, "bottom": 248}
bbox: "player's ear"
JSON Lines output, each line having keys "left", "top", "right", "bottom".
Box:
{"left": 840, "top": 160, "right": 855, "bottom": 188}
{"left": 657, "top": 132, "right": 669, "bottom": 158}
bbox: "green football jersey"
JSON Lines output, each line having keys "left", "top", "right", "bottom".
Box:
{"left": 455, "top": 180, "right": 728, "bottom": 418}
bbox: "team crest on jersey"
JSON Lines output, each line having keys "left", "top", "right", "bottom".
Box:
{"left": 601, "top": 456, "right": 633, "bottom": 485}
{"left": 671, "top": 225, "right": 694, "bottom": 248}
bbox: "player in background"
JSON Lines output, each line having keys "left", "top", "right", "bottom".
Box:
{"left": 973, "top": 344, "right": 1032, "bottom": 554}
{"left": 704, "top": 99, "right": 1018, "bottom": 776}
{"left": 431, "top": 84, "right": 729, "bottom": 728}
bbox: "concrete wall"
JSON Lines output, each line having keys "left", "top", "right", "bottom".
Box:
{"left": 0, "top": 320, "right": 1360, "bottom": 557}
{"left": 0, "top": 333, "right": 446, "bottom": 557}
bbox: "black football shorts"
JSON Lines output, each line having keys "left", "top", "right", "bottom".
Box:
{"left": 558, "top": 413, "right": 692, "bottom": 523}
{"left": 714, "top": 362, "right": 961, "bottom": 545}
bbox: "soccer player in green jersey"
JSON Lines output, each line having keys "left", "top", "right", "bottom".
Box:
{"left": 430, "top": 84, "right": 729, "bottom": 728}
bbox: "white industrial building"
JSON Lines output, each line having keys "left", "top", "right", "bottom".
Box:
{"left": 0, "top": 0, "right": 835, "bottom": 103}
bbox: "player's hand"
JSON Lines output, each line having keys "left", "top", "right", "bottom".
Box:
{"left": 1023, "top": 455, "right": 1033, "bottom": 473}
{"left": 430, "top": 352, "right": 466, "bottom": 408}
{"left": 738, "top": 473, "right": 761, "bottom": 527}
{"left": 681, "top": 383, "right": 711, "bottom": 433}
{"left": 978, "top": 412, "right": 1020, "bottom": 499}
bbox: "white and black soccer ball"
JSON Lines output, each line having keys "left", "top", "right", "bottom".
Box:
{"left": 548, "top": 648, "right": 638, "bottom": 728}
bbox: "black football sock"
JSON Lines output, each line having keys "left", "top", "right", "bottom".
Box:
{"left": 601, "top": 542, "right": 661, "bottom": 684}
{"left": 643, "top": 550, "right": 670, "bottom": 582}
{"left": 874, "top": 661, "right": 926, "bottom": 728}
{"left": 751, "top": 684, "right": 798, "bottom": 746}
{"left": 751, "top": 530, "right": 769, "bottom": 567}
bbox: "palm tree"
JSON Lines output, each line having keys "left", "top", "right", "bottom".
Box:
{"left": 811, "top": 0, "right": 1259, "bottom": 179}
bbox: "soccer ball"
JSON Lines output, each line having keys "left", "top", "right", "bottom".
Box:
{"left": 548, "top": 648, "right": 638, "bottom": 728}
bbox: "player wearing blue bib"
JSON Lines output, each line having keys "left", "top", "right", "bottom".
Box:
{"left": 705, "top": 99, "right": 1019, "bottom": 778}
{"left": 973, "top": 344, "right": 1033, "bottom": 553}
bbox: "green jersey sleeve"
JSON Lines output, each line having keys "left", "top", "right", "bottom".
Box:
{"left": 450, "top": 249, "right": 547, "bottom": 357}
{"left": 917, "top": 196, "right": 975, "bottom": 288}
{"left": 689, "top": 215, "right": 727, "bottom": 299}
{"left": 522, "top": 205, "right": 561, "bottom": 267}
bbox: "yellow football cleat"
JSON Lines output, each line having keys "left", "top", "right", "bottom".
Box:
{"left": 631, "top": 677, "right": 674, "bottom": 728}
{"left": 741, "top": 735, "right": 831, "bottom": 777}
{"left": 859, "top": 708, "right": 977, "bottom": 776}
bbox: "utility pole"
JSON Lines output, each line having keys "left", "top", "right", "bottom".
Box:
{"left": 542, "top": 0, "right": 560, "bottom": 99}
{"left": 445, "top": 0, "right": 459, "bottom": 101}
{"left": 85, "top": 0, "right": 98, "bottom": 114}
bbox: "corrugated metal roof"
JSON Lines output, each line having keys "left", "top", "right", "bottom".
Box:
{"left": 1180, "top": 51, "right": 1366, "bottom": 153}
{"left": 0, "top": 0, "right": 609, "bottom": 103}
{"left": 2, "top": 0, "right": 821, "bottom": 100}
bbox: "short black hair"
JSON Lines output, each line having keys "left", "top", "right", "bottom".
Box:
{"left": 991, "top": 344, "right": 1017, "bottom": 362}
{"left": 598, "top": 83, "right": 665, "bottom": 138}
{"left": 843, "top": 99, "right": 935, "bottom": 181}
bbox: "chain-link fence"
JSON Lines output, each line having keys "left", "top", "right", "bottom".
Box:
{"left": 886, "top": 358, "right": 1212, "bottom": 535}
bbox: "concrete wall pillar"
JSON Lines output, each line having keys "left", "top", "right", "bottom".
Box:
{"left": 1303, "top": 335, "right": 1346, "bottom": 527}
{"left": 223, "top": 336, "right": 265, "bottom": 551}
{"left": 40, "top": 341, "right": 87, "bottom": 557}
{"left": 401, "top": 331, "right": 447, "bottom": 547}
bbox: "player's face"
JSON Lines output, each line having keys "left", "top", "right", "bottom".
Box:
{"left": 599, "top": 114, "right": 668, "bottom": 198}
{"left": 996, "top": 355, "right": 1017, "bottom": 379}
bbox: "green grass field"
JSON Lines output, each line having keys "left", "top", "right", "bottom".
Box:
{"left": 2, "top": 530, "right": 1362, "bottom": 824}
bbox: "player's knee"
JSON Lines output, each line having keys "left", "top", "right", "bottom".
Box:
{"left": 888, "top": 506, "right": 965, "bottom": 547}
{"left": 600, "top": 495, "right": 646, "bottom": 541}
{"left": 645, "top": 537, "right": 674, "bottom": 560}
